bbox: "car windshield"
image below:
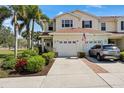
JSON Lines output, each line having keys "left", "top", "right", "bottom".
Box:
{"left": 103, "top": 45, "right": 118, "bottom": 50}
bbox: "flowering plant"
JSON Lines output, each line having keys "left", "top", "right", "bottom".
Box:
{"left": 15, "top": 58, "right": 27, "bottom": 72}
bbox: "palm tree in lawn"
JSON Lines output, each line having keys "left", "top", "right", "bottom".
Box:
{"left": 11, "top": 6, "right": 31, "bottom": 49}
{"left": 10, "top": 5, "right": 26, "bottom": 58}
{"left": 27, "top": 5, "right": 41, "bottom": 50}
{"left": 25, "top": 6, "right": 50, "bottom": 50}
{"left": 19, "top": 6, "right": 49, "bottom": 50}
{"left": 16, "top": 5, "right": 37, "bottom": 49}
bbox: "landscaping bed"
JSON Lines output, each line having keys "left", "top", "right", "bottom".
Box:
{"left": 0, "top": 50, "right": 55, "bottom": 78}
{"left": 6, "top": 60, "right": 54, "bottom": 77}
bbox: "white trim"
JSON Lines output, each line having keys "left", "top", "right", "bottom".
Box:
{"left": 50, "top": 32, "right": 111, "bottom": 36}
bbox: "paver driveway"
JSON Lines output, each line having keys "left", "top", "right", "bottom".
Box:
{"left": 41, "top": 58, "right": 110, "bottom": 88}
{"left": 87, "top": 57, "right": 124, "bottom": 88}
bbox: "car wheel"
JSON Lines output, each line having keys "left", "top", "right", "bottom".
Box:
{"left": 97, "top": 54, "right": 102, "bottom": 61}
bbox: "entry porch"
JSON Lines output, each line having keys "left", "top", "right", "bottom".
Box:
{"left": 108, "top": 33, "right": 124, "bottom": 51}
{"left": 38, "top": 32, "right": 53, "bottom": 53}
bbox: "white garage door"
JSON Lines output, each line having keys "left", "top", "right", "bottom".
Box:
{"left": 57, "top": 41, "right": 78, "bottom": 57}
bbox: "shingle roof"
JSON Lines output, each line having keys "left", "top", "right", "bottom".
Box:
{"left": 100, "top": 16, "right": 121, "bottom": 18}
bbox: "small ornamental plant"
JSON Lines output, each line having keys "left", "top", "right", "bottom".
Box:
{"left": 15, "top": 59, "right": 27, "bottom": 72}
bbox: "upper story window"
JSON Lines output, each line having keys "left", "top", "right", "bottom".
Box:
{"left": 101, "top": 23, "right": 106, "bottom": 31}
{"left": 121, "top": 21, "right": 124, "bottom": 30}
{"left": 62, "top": 20, "right": 73, "bottom": 28}
{"left": 82, "top": 21, "right": 92, "bottom": 28}
{"left": 48, "top": 23, "right": 53, "bottom": 31}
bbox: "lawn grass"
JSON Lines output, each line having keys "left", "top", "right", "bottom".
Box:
{"left": 0, "top": 50, "right": 24, "bottom": 63}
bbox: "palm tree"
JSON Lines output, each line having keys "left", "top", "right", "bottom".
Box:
{"left": 10, "top": 5, "right": 26, "bottom": 58}
{"left": 19, "top": 6, "right": 49, "bottom": 50}
{"left": 39, "top": 14, "right": 49, "bottom": 32}
{"left": 0, "top": 6, "right": 11, "bottom": 29}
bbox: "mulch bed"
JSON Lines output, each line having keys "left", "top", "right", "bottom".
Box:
{"left": 82, "top": 59, "right": 109, "bottom": 73}
{"left": 5, "top": 60, "right": 54, "bottom": 78}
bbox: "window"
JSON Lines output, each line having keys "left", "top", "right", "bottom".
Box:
{"left": 64, "top": 41, "right": 67, "bottom": 44}
{"left": 59, "top": 41, "right": 63, "bottom": 44}
{"left": 48, "top": 22, "right": 53, "bottom": 31}
{"left": 94, "top": 41, "right": 97, "bottom": 43}
{"left": 98, "top": 41, "right": 101, "bottom": 43}
{"left": 89, "top": 41, "right": 93, "bottom": 43}
{"left": 121, "top": 21, "right": 124, "bottom": 30}
{"left": 82, "top": 21, "right": 92, "bottom": 28}
{"left": 73, "top": 41, "right": 76, "bottom": 44}
{"left": 96, "top": 45, "right": 101, "bottom": 49}
{"left": 62, "top": 20, "right": 73, "bottom": 27}
{"left": 68, "top": 41, "right": 71, "bottom": 44}
{"left": 101, "top": 23, "right": 106, "bottom": 31}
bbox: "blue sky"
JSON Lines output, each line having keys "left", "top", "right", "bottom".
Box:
{"left": 3, "top": 5, "right": 124, "bottom": 32}
{"left": 40, "top": 5, "right": 124, "bottom": 18}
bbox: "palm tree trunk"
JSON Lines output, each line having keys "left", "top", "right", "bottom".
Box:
{"left": 14, "top": 12, "right": 18, "bottom": 58}
{"left": 26, "top": 23, "right": 31, "bottom": 49}
{"left": 31, "top": 19, "right": 34, "bottom": 50}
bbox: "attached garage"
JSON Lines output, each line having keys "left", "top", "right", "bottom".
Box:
{"left": 50, "top": 28, "right": 110, "bottom": 57}
{"left": 54, "top": 39, "right": 78, "bottom": 57}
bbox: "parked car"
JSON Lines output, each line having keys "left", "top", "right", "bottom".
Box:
{"left": 89, "top": 44, "right": 120, "bottom": 61}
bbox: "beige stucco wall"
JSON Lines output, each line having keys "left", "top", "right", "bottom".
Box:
{"left": 53, "top": 11, "right": 124, "bottom": 33}
{"left": 119, "top": 38, "right": 124, "bottom": 51}
{"left": 72, "top": 11, "right": 99, "bottom": 30}
{"left": 55, "top": 11, "right": 99, "bottom": 31}
{"left": 99, "top": 21, "right": 117, "bottom": 32}
{"left": 55, "top": 14, "right": 80, "bottom": 31}
{"left": 117, "top": 17, "right": 124, "bottom": 32}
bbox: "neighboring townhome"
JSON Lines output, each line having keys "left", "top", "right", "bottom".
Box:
{"left": 39, "top": 10, "right": 124, "bottom": 57}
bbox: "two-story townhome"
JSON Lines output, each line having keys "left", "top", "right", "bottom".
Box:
{"left": 39, "top": 10, "right": 124, "bottom": 57}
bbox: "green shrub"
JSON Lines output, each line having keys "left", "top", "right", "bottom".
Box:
{"left": 26, "top": 56, "right": 45, "bottom": 73}
{"left": 42, "top": 52, "right": 55, "bottom": 65}
{"left": 120, "top": 52, "right": 124, "bottom": 61}
{"left": 77, "top": 52, "right": 85, "bottom": 58}
{"left": 34, "top": 47, "right": 39, "bottom": 54}
{"left": 55, "top": 52, "right": 58, "bottom": 58}
{"left": 1, "top": 56, "right": 16, "bottom": 69}
{"left": 0, "top": 70, "right": 8, "bottom": 78}
{"left": 21, "top": 50, "right": 38, "bottom": 58}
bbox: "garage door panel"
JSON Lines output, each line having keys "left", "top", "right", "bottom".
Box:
{"left": 56, "top": 41, "right": 78, "bottom": 57}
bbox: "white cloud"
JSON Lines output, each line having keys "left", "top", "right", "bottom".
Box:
{"left": 56, "top": 11, "right": 63, "bottom": 15}
{"left": 87, "top": 5, "right": 103, "bottom": 8}
{"left": 82, "top": 9, "right": 88, "bottom": 12}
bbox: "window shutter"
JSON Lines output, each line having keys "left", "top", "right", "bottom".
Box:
{"left": 82, "top": 21, "right": 84, "bottom": 28}
{"left": 90, "top": 21, "right": 92, "bottom": 28}
{"left": 62, "top": 20, "right": 64, "bottom": 27}
{"left": 121, "top": 21, "right": 123, "bottom": 30}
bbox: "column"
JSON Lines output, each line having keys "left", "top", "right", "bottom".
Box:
{"left": 41, "top": 38, "right": 44, "bottom": 52}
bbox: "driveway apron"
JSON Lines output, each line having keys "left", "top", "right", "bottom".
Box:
{"left": 41, "top": 58, "right": 110, "bottom": 88}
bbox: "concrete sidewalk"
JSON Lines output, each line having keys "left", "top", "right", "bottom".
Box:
{"left": 41, "top": 58, "right": 110, "bottom": 88}
{"left": 0, "top": 76, "right": 46, "bottom": 88}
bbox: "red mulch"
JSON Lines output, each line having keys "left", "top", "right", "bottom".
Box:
{"left": 82, "top": 59, "right": 109, "bottom": 73}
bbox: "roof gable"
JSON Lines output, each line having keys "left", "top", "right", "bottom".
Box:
{"left": 71, "top": 10, "right": 99, "bottom": 19}
{"left": 54, "top": 12, "right": 81, "bottom": 19}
